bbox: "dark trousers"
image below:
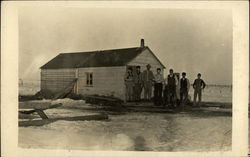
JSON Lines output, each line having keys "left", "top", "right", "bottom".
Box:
{"left": 180, "top": 88, "right": 188, "bottom": 105}
{"left": 154, "top": 83, "right": 163, "bottom": 105}
{"left": 144, "top": 81, "right": 152, "bottom": 100}
{"left": 168, "top": 85, "right": 176, "bottom": 107}
{"left": 163, "top": 86, "right": 168, "bottom": 106}
{"left": 193, "top": 89, "right": 202, "bottom": 106}
{"left": 134, "top": 83, "right": 142, "bottom": 101}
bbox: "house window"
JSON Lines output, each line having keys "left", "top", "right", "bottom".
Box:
{"left": 86, "top": 72, "right": 93, "bottom": 86}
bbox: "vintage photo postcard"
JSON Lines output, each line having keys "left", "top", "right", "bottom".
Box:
{"left": 1, "top": 1, "right": 249, "bottom": 157}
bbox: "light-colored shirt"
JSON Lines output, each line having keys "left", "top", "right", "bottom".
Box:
{"left": 154, "top": 73, "right": 164, "bottom": 83}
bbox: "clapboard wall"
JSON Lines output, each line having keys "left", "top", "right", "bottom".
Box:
{"left": 77, "top": 66, "right": 126, "bottom": 100}
{"left": 41, "top": 69, "right": 76, "bottom": 93}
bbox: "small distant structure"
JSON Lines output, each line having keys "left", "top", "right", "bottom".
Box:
{"left": 40, "top": 39, "right": 165, "bottom": 101}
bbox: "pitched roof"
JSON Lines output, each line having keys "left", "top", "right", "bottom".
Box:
{"left": 40, "top": 46, "right": 165, "bottom": 69}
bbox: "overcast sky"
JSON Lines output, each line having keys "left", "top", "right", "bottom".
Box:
{"left": 19, "top": 6, "right": 232, "bottom": 85}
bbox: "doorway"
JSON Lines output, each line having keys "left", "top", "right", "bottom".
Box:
{"left": 125, "top": 66, "right": 138, "bottom": 102}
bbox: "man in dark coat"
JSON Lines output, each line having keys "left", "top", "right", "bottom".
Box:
{"left": 167, "top": 69, "right": 178, "bottom": 108}
{"left": 180, "top": 72, "right": 190, "bottom": 107}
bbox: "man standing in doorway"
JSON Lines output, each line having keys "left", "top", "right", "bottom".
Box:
{"left": 153, "top": 68, "right": 164, "bottom": 106}
{"left": 193, "top": 73, "right": 206, "bottom": 107}
{"left": 134, "top": 66, "right": 143, "bottom": 101}
{"left": 180, "top": 72, "right": 190, "bottom": 107}
{"left": 124, "top": 67, "right": 134, "bottom": 102}
{"left": 142, "top": 64, "right": 154, "bottom": 101}
{"left": 167, "top": 69, "right": 178, "bottom": 108}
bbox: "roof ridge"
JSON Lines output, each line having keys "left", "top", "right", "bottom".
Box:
{"left": 60, "top": 46, "right": 145, "bottom": 55}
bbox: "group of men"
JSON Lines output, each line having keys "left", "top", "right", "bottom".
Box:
{"left": 124, "top": 64, "right": 206, "bottom": 108}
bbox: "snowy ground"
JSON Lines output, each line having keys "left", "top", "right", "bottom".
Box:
{"left": 19, "top": 99, "right": 232, "bottom": 151}
{"left": 18, "top": 83, "right": 233, "bottom": 151}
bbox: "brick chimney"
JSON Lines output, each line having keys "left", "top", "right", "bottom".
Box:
{"left": 140, "top": 39, "right": 145, "bottom": 47}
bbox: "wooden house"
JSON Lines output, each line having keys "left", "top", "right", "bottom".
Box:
{"left": 40, "top": 39, "right": 165, "bottom": 101}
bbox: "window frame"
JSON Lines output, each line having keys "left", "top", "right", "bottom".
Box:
{"left": 85, "top": 72, "right": 93, "bottom": 87}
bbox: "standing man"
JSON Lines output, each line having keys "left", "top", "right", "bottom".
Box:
{"left": 153, "top": 68, "right": 164, "bottom": 106}
{"left": 124, "top": 67, "right": 134, "bottom": 102}
{"left": 163, "top": 78, "right": 169, "bottom": 107}
{"left": 134, "top": 66, "right": 143, "bottom": 101}
{"left": 180, "top": 72, "right": 190, "bottom": 107}
{"left": 193, "top": 73, "right": 206, "bottom": 107}
{"left": 142, "top": 64, "right": 154, "bottom": 101}
{"left": 167, "top": 69, "right": 178, "bottom": 108}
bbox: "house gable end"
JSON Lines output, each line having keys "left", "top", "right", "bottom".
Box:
{"left": 127, "top": 47, "right": 165, "bottom": 69}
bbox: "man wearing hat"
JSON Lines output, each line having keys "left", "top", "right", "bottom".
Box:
{"left": 180, "top": 72, "right": 190, "bottom": 107}
{"left": 166, "top": 69, "right": 178, "bottom": 108}
{"left": 142, "top": 64, "right": 155, "bottom": 101}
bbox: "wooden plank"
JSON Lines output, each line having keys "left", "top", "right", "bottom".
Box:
{"left": 19, "top": 103, "right": 63, "bottom": 110}
{"left": 19, "top": 119, "right": 55, "bottom": 127}
{"left": 41, "top": 77, "right": 75, "bottom": 79}
{"left": 41, "top": 74, "right": 75, "bottom": 77}
{"left": 41, "top": 73, "right": 75, "bottom": 76}
{"left": 42, "top": 72, "right": 75, "bottom": 75}
{"left": 35, "top": 109, "right": 49, "bottom": 119}
{"left": 19, "top": 114, "right": 109, "bottom": 127}
{"left": 41, "top": 80, "right": 75, "bottom": 83}
{"left": 42, "top": 69, "right": 76, "bottom": 72}
{"left": 84, "top": 95, "right": 123, "bottom": 107}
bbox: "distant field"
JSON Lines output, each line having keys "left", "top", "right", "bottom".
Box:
{"left": 19, "top": 81, "right": 40, "bottom": 96}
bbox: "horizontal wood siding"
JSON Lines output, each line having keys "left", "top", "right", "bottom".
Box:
{"left": 77, "top": 66, "right": 126, "bottom": 100}
{"left": 127, "top": 49, "right": 165, "bottom": 75}
{"left": 41, "top": 69, "right": 76, "bottom": 93}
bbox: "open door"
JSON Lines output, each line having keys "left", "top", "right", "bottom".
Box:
{"left": 127, "top": 66, "right": 137, "bottom": 76}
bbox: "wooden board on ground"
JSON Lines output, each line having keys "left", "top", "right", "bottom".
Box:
{"left": 35, "top": 109, "right": 49, "bottom": 119}
{"left": 19, "top": 114, "right": 109, "bottom": 127}
{"left": 19, "top": 103, "right": 62, "bottom": 114}
{"left": 19, "top": 101, "right": 52, "bottom": 109}
{"left": 85, "top": 95, "right": 123, "bottom": 106}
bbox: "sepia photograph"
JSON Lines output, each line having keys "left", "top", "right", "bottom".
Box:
{"left": 1, "top": 1, "right": 249, "bottom": 157}
{"left": 17, "top": 5, "right": 233, "bottom": 151}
